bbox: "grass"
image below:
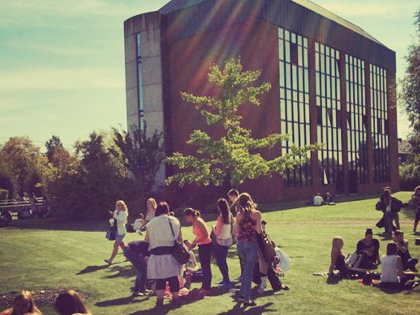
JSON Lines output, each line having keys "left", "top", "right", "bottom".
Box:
{"left": 1, "top": 191, "right": 420, "bottom": 315}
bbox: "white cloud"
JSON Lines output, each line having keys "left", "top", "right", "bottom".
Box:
{"left": 0, "top": 67, "right": 125, "bottom": 90}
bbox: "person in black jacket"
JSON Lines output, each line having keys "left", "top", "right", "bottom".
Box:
{"left": 124, "top": 241, "right": 151, "bottom": 296}
{"left": 376, "top": 189, "right": 403, "bottom": 238}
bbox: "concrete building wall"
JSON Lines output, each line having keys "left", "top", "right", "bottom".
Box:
{"left": 124, "top": 12, "right": 166, "bottom": 187}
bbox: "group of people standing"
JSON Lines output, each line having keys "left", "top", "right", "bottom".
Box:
{"left": 104, "top": 190, "right": 287, "bottom": 308}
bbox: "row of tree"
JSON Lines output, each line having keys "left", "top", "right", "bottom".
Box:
{"left": 0, "top": 128, "right": 165, "bottom": 220}
{"left": 400, "top": 9, "right": 420, "bottom": 189}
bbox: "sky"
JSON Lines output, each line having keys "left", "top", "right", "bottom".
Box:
{"left": 0, "top": 0, "right": 419, "bottom": 151}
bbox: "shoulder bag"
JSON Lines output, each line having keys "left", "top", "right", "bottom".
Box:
{"left": 168, "top": 218, "right": 190, "bottom": 264}
{"left": 106, "top": 219, "right": 117, "bottom": 241}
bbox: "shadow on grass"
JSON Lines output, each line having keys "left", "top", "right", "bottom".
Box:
{"left": 76, "top": 264, "right": 109, "bottom": 275}
{"left": 105, "top": 265, "right": 137, "bottom": 279}
{"left": 217, "top": 302, "right": 275, "bottom": 314}
{"left": 95, "top": 295, "right": 149, "bottom": 307}
{"left": 5, "top": 218, "right": 109, "bottom": 232}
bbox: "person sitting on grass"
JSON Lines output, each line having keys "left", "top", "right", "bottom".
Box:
{"left": 393, "top": 230, "right": 419, "bottom": 272}
{"left": 356, "top": 228, "right": 380, "bottom": 269}
{"left": 380, "top": 243, "right": 417, "bottom": 290}
{"left": 0, "top": 291, "right": 43, "bottom": 315}
{"left": 328, "top": 236, "right": 348, "bottom": 278}
{"left": 313, "top": 193, "right": 324, "bottom": 206}
{"left": 54, "top": 290, "right": 91, "bottom": 315}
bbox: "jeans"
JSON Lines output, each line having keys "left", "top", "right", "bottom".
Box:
{"left": 391, "top": 212, "right": 400, "bottom": 230}
{"left": 124, "top": 247, "right": 147, "bottom": 292}
{"left": 215, "top": 243, "right": 230, "bottom": 283}
{"left": 407, "top": 258, "right": 419, "bottom": 271}
{"left": 384, "top": 212, "right": 394, "bottom": 236}
{"left": 198, "top": 243, "right": 213, "bottom": 290}
{"left": 237, "top": 241, "right": 258, "bottom": 301}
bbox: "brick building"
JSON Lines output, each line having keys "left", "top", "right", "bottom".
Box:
{"left": 124, "top": 0, "right": 398, "bottom": 202}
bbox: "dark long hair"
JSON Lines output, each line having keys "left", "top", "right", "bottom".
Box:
{"left": 54, "top": 290, "right": 90, "bottom": 315}
{"left": 155, "top": 202, "right": 170, "bottom": 216}
{"left": 217, "top": 198, "right": 231, "bottom": 224}
{"left": 183, "top": 208, "right": 200, "bottom": 218}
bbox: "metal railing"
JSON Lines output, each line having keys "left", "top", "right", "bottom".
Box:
{"left": 0, "top": 198, "right": 44, "bottom": 212}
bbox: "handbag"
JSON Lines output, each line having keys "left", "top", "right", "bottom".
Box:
{"left": 257, "top": 232, "right": 277, "bottom": 263}
{"left": 106, "top": 219, "right": 117, "bottom": 241}
{"left": 168, "top": 218, "right": 190, "bottom": 264}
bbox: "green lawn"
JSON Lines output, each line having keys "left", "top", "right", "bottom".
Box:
{"left": 1, "top": 191, "right": 419, "bottom": 315}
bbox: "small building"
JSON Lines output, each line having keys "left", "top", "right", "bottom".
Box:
{"left": 124, "top": 0, "right": 398, "bottom": 202}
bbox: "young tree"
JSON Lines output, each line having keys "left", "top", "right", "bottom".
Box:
{"left": 110, "top": 125, "right": 165, "bottom": 194}
{"left": 166, "top": 58, "right": 320, "bottom": 187}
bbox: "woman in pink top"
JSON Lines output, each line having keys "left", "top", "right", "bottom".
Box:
{"left": 184, "top": 208, "right": 212, "bottom": 297}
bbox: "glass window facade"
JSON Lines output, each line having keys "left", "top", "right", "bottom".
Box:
{"left": 315, "top": 43, "right": 343, "bottom": 187}
{"left": 345, "top": 55, "right": 368, "bottom": 184}
{"left": 370, "top": 64, "right": 390, "bottom": 183}
{"left": 278, "top": 28, "right": 311, "bottom": 186}
{"left": 136, "top": 33, "right": 144, "bottom": 130}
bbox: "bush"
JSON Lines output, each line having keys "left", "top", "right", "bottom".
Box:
{"left": 399, "top": 161, "right": 420, "bottom": 191}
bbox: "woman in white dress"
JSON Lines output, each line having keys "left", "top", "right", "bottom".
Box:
{"left": 146, "top": 202, "right": 183, "bottom": 307}
{"left": 105, "top": 200, "right": 128, "bottom": 265}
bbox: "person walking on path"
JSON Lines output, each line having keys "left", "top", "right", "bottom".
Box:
{"left": 105, "top": 200, "right": 128, "bottom": 265}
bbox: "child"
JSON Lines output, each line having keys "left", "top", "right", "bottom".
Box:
{"left": 132, "top": 213, "right": 145, "bottom": 235}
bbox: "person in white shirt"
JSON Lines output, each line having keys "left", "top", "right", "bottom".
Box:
{"left": 105, "top": 200, "right": 128, "bottom": 265}
{"left": 313, "top": 193, "right": 324, "bottom": 206}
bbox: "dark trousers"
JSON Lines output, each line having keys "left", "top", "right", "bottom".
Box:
{"left": 155, "top": 276, "right": 180, "bottom": 292}
{"left": 124, "top": 247, "right": 147, "bottom": 292}
{"left": 198, "top": 243, "right": 213, "bottom": 290}
{"left": 253, "top": 263, "right": 282, "bottom": 290}
{"left": 407, "top": 258, "right": 419, "bottom": 271}
{"left": 214, "top": 243, "right": 230, "bottom": 283}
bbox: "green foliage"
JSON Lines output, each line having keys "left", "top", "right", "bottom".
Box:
{"left": 110, "top": 124, "right": 165, "bottom": 194}
{"left": 399, "top": 8, "right": 420, "bottom": 188}
{"left": 400, "top": 157, "right": 420, "bottom": 190}
{"left": 0, "top": 136, "right": 48, "bottom": 195}
{"left": 48, "top": 132, "right": 122, "bottom": 220}
{"left": 166, "top": 57, "right": 320, "bottom": 187}
{"left": 400, "top": 8, "right": 420, "bottom": 152}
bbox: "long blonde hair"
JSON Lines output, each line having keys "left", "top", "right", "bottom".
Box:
{"left": 116, "top": 200, "right": 128, "bottom": 212}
